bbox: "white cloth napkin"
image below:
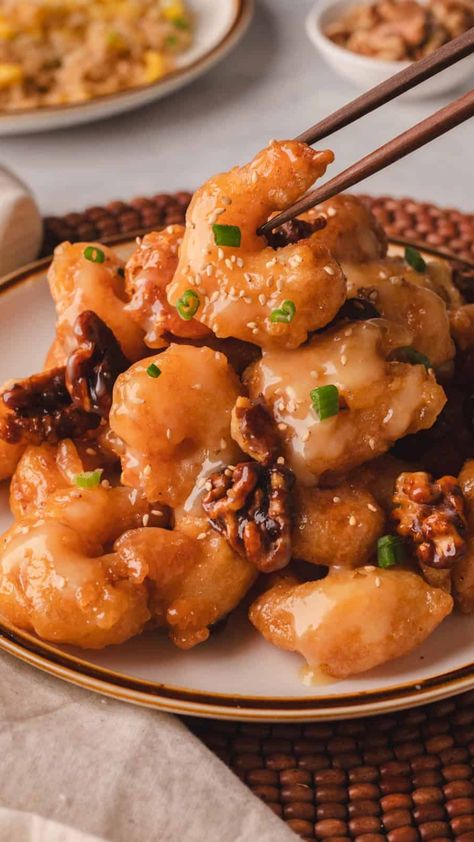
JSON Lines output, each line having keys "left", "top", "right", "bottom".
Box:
{"left": 0, "top": 652, "right": 297, "bottom": 842}
{"left": 0, "top": 166, "right": 42, "bottom": 277}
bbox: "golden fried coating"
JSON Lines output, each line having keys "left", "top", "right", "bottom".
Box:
{"left": 450, "top": 305, "right": 474, "bottom": 351}
{"left": 167, "top": 141, "right": 346, "bottom": 349}
{"left": 116, "top": 514, "right": 257, "bottom": 649}
{"left": 293, "top": 484, "right": 385, "bottom": 568}
{"left": 344, "top": 260, "right": 455, "bottom": 367}
{"left": 109, "top": 344, "right": 243, "bottom": 507}
{"left": 47, "top": 241, "right": 146, "bottom": 362}
{"left": 246, "top": 320, "right": 446, "bottom": 484}
{"left": 309, "top": 195, "right": 387, "bottom": 263}
{"left": 348, "top": 454, "right": 417, "bottom": 511}
{"left": 124, "top": 226, "right": 210, "bottom": 347}
{"left": 249, "top": 568, "right": 452, "bottom": 678}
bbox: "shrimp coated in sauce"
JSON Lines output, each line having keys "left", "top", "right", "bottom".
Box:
{"left": 245, "top": 319, "right": 446, "bottom": 484}
{"left": 249, "top": 568, "right": 452, "bottom": 678}
{"left": 124, "top": 226, "right": 211, "bottom": 348}
{"left": 167, "top": 141, "right": 346, "bottom": 349}
{"left": 47, "top": 241, "right": 146, "bottom": 363}
{"left": 109, "top": 344, "right": 243, "bottom": 507}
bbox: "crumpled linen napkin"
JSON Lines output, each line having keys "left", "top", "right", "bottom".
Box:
{"left": 0, "top": 653, "right": 297, "bottom": 842}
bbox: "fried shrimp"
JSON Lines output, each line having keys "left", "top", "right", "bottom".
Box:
{"left": 309, "top": 194, "right": 387, "bottom": 263}
{"left": 245, "top": 320, "right": 446, "bottom": 483}
{"left": 116, "top": 513, "right": 257, "bottom": 649}
{"left": 342, "top": 259, "right": 455, "bottom": 367}
{"left": 124, "top": 226, "right": 211, "bottom": 347}
{"left": 249, "top": 568, "right": 452, "bottom": 678}
{"left": 167, "top": 141, "right": 346, "bottom": 349}
{"left": 48, "top": 241, "right": 146, "bottom": 362}
{"left": 109, "top": 344, "right": 243, "bottom": 507}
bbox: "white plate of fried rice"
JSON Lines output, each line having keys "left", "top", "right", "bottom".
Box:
{"left": 0, "top": 0, "right": 253, "bottom": 135}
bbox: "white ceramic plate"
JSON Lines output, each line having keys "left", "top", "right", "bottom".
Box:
{"left": 0, "top": 0, "right": 253, "bottom": 135}
{"left": 2, "top": 239, "right": 474, "bottom": 721}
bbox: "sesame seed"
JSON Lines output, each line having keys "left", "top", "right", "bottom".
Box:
{"left": 197, "top": 532, "right": 207, "bottom": 540}
{"left": 143, "top": 464, "right": 152, "bottom": 477}
{"left": 375, "top": 576, "right": 381, "bottom": 588}
{"left": 236, "top": 257, "right": 244, "bottom": 268}
{"left": 349, "top": 515, "right": 357, "bottom": 526}
{"left": 367, "top": 503, "right": 377, "bottom": 512}
{"left": 220, "top": 438, "right": 227, "bottom": 450}
{"left": 151, "top": 509, "right": 162, "bottom": 516}
{"left": 266, "top": 258, "right": 277, "bottom": 269}
{"left": 327, "top": 207, "right": 337, "bottom": 217}
{"left": 231, "top": 254, "right": 236, "bottom": 263}
{"left": 191, "top": 383, "right": 202, "bottom": 390}
{"left": 344, "top": 328, "right": 353, "bottom": 337}
{"left": 224, "top": 468, "right": 233, "bottom": 477}
{"left": 258, "top": 293, "right": 266, "bottom": 305}
{"left": 324, "top": 264, "right": 335, "bottom": 275}
{"left": 142, "top": 514, "right": 150, "bottom": 526}
{"left": 101, "top": 480, "right": 111, "bottom": 489}
{"left": 368, "top": 437, "right": 376, "bottom": 450}
{"left": 341, "top": 354, "right": 347, "bottom": 366}
{"left": 289, "top": 255, "right": 302, "bottom": 268}
{"left": 225, "top": 258, "right": 233, "bottom": 270}
{"left": 251, "top": 170, "right": 258, "bottom": 184}
{"left": 247, "top": 321, "right": 257, "bottom": 329}
{"left": 206, "top": 264, "right": 214, "bottom": 277}
{"left": 204, "top": 481, "right": 213, "bottom": 491}
{"left": 85, "top": 447, "right": 96, "bottom": 456}
{"left": 278, "top": 422, "right": 287, "bottom": 431}
{"left": 276, "top": 279, "right": 283, "bottom": 292}
{"left": 166, "top": 428, "right": 172, "bottom": 440}
{"left": 276, "top": 456, "right": 285, "bottom": 465}
{"left": 301, "top": 430, "right": 310, "bottom": 442}
{"left": 252, "top": 328, "right": 259, "bottom": 335}
{"left": 244, "top": 296, "right": 252, "bottom": 304}
{"left": 217, "top": 248, "right": 224, "bottom": 260}
{"left": 333, "top": 496, "right": 341, "bottom": 503}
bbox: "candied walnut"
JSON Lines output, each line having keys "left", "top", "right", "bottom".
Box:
{"left": 0, "top": 368, "right": 99, "bottom": 445}
{"left": 0, "top": 312, "right": 129, "bottom": 446}
{"left": 202, "top": 462, "right": 294, "bottom": 573}
{"left": 231, "top": 397, "right": 281, "bottom": 465}
{"left": 266, "top": 215, "right": 327, "bottom": 249}
{"left": 393, "top": 471, "right": 467, "bottom": 569}
{"left": 65, "top": 310, "right": 130, "bottom": 417}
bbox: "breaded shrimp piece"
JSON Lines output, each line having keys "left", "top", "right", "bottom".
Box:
{"left": 124, "top": 226, "right": 211, "bottom": 347}
{"left": 167, "top": 141, "right": 346, "bottom": 349}
{"left": 249, "top": 568, "right": 452, "bottom": 678}
{"left": 0, "top": 520, "right": 150, "bottom": 648}
{"left": 109, "top": 344, "right": 243, "bottom": 507}
{"left": 116, "top": 513, "right": 257, "bottom": 649}
{"left": 293, "top": 484, "right": 385, "bottom": 568}
{"left": 47, "top": 241, "right": 146, "bottom": 362}
{"left": 343, "top": 260, "right": 455, "bottom": 367}
{"left": 245, "top": 320, "right": 446, "bottom": 484}
{"left": 309, "top": 194, "right": 387, "bottom": 262}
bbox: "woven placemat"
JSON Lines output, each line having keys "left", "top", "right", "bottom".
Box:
{"left": 42, "top": 192, "right": 474, "bottom": 842}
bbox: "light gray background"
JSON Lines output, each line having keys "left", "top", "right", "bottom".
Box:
{"left": 0, "top": 0, "right": 472, "bottom": 215}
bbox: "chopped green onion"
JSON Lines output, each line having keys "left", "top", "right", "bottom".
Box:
{"left": 176, "top": 289, "right": 200, "bottom": 320}
{"left": 390, "top": 346, "right": 431, "bottom": 370}
{"left": 73, "top": 469, "right": 103, "bottom": 489}
{"left": 270, "top": 300, "right": 296, "bottom": 324}
{"left": 173, "top": 15, "right": 190, "bottom": 29}
{"left": 84, "top": 246, "right": 105, "bottom": 264}
{"left": 147, "top": 363, "right": 161, "bottom": 378}
{"left": 212, "top": 223, "right": 241, "bottom": 248}
{"left": 377, "top": 534, "right": 405, "bottom": 568}
{"left": 165, "top": 34, "right": 178, "bottom": 47}
{"left": 117, "top": 266, "right": 125, "bottom": 278}
{"left": 405, "top": 246, "right": 426, "bottom": 273}
{"left": 310, "top": 385, "right": 339, "bottom": 421}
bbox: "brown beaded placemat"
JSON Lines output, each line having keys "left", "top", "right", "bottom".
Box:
{"left": 42, "top": 193, "right": 474, "bottom": 842}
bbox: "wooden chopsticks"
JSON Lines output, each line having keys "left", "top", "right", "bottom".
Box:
{"left": 258, "top": 30, "right": 474, "bottom": 237}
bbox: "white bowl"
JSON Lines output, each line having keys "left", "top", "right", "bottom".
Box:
{"left": 306, "top": 0, "right": 474, "bottom": 99}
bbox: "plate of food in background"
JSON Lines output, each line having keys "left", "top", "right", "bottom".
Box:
{"left": 2, "top": 140, "right": 474, "bottom": 721}
{"left": 307, "top": 0, "right": 474, "bottom": 97}
{"left": 0, "top": 0, "right": 253, "bottom": 135}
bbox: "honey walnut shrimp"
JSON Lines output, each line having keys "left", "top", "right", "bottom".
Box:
{"left": 167, "top": 141, "right": 346, "bottom": 349}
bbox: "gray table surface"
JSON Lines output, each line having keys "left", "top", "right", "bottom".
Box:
{"left": 0, "top": 0, "right": 472, "bottom": 216}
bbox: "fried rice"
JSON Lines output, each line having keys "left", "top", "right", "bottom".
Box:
{"left": 0, "top": 0, "right": 194, "bottom": 111}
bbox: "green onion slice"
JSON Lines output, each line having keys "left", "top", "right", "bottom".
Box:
{"left": 74, "top": 469, "right": 103, "bottom": 489}
{"left": 147, "top": 363, "right": 161, "bottom": 378}
{"left": 270, "top": 300, "right": 296, "bottom": 324}
{"left": 405, "top": 246, "right": 426, "bottom": 273}
{"left": 176, "top": 289, "right": 200, "bottom": 320}
{"left": 84, "top": 246, "right": 105, "bottom": 264}
{"left": 310, "top": 385, "right": 339, "bottom": 421}
{"left": 165, "top": 34, "right": 178, "bottom": 46}
{"left": 390, "top": 346, "right": 431, "bottom": 370}
{"left": 212, "top": 223, "right": 241, "bottom": 248}
{"left": 173, "top": 16, "right": 190, "bottom": 29}
{"left": 377, "top": 534, "right": 405, "bottom": 568}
